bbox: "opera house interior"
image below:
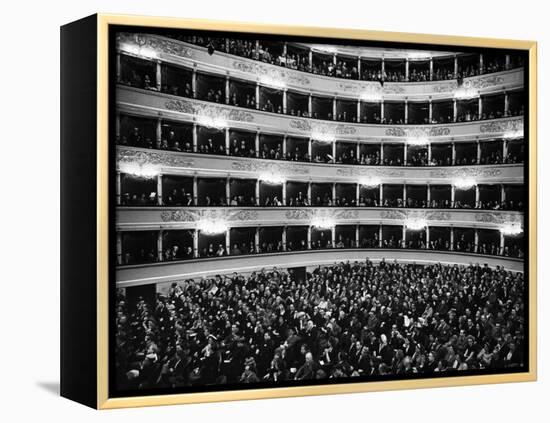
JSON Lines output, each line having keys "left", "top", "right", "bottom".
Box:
{"left": 113, "top": 30, "right": 527, "bottom": 393}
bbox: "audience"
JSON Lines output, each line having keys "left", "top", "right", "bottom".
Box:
{"left": 115, "top": 260, "right": 525, "bottom": 391}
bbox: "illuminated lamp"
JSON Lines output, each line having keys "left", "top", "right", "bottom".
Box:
{"left": 454, "top": 87, "right": 478, "bottom": 100}
{"left": 499, "top": 223, "right": 523, "bottom": 236}
{"left": 311, "top": 132, "right": 336, "bottom": 143}
{"left": 119, "top": 43, "right": 158, "bottom": 60}
{"left": 196, "top": 115, "right": 227, "bottom": 129}
{"left": 119, "top": 162, "right": 159, "bottom": 178}
{"left": 358, "top": 177, "right": 381, "bottom": 188}
{"left": 408, "top": 52, "right": 431, "bottom": 60}
{"left": 405, "top": 218, "right": 427, "bottom": 231}
{"left": 197, "top": 219, "right": 228, "bottom": 235}
{"left": 406, "top": 137, "right": 430, "bottom": 146}
{"left": 453, "top": 178, "right": 476, "bottom": 190}
{"left": 259, "top": 172, "right": 285, "bottom": 185}
{"left": 259, "top": 76, "right": 286, "bottom": 89}
{"left": 503, "top": 130, "right": 523, "bottom": 139}
{"left": 360, "top": 92, "right": 382, "bottom": 102}
{"left": 311, "top": 217, "right": 335, "bottom": 230}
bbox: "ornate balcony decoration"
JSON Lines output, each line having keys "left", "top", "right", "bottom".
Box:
{"left": 117, "top": 148, "right": 195, "bottom": 168}
{"left": 117, "top": 207, "right": 523, "bottom": 231}
{"left": 160, "top": 208, "right": 259, "bottom": 223}
{"left": 117, "top": 86, "right": 525, "bottom": 142}
{"left": 115, "top": 249, "right": 524, "bottom": 287}
{"left": 115, "top": 146, "right": 524, "bottom": 184}
{"left": 230, "top": 160, "right": 310, "bottom": 176}
{"left": 117, "top": 33, "right": 524, "bottom": 101}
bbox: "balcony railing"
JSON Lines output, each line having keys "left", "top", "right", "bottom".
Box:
{"left": 116, "top": 147, "right": 525, "bottom": 184}
{"left": 116, "top": 32, "right": 524, "bottom": 100}
{"left": 115, "top": 248, "right": 524, "bottom": 287}
{"left": 116, "top": 207, "right": 523, "bottom": 230}
{"left": 116, "top": 86, "right": 525, "bottom": 143}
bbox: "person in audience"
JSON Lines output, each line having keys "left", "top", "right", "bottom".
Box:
{"left": 115, "top": 260, "right": 525, "bottom": 391}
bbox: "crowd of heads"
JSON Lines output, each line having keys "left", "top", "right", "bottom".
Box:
{"left": 117, "top": 127, "right": 524, "bottom": 167}
{"left": 120, "top": 223, "right": 524, "bottom": 266}
{"left": 115, "top": 259, "right": 525, "bottom": 392}
{"left": 119, "top": 174, "right": 524, "bottom": 212}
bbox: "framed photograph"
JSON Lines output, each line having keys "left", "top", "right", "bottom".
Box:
{"left": 60, "top": 14, "right": 537, "bottom": 409}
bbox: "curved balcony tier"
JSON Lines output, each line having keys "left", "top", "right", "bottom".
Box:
{"left": 116, "top": 249, "right": 523, "bottom": 288}
{"left": 117, "top": 33, "right": 524, "bottom": 101}
{"left": 116, "top": 207, "right": 523, "bottom": 232}
{"left": 116, "top": 147, "right": 523, "bottom": 184}
{"left": 117, "top": 86, "right": 524, "bottom": 143}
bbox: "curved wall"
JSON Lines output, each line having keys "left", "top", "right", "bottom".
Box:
{"left": 116, "top": 249, "right": 523, "bottom": 287}
{"left": 117, "top": 33, "right": 524, "bottom": 101}
{"left": 116, "top": 207, "right": 523, "bottom": 232}
{"left": 116, "top": 147, "right": 524, "bottom": 184}
{"left": 117, "top": 86, "right": 524, "bottom": 143}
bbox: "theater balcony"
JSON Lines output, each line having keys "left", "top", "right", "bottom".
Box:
{"left": 116, "top": 205, "right": 524, "bottom": 267}
{"left": 116, "top": 32, "right": 524, "bottom": 108}
{"left": 116, "top": 248, "right": 524, "bottom": 288}
{"left": 116, "top": 146, "right": 524, "bottom": 195}
{"left": 116, "top": 85, "right": 524, "bottom": 146}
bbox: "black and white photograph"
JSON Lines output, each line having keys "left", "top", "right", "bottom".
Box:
{"left": 111, "top": 25, "right": 529, "bottom": 398}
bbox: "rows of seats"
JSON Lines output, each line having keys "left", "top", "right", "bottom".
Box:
{"left": 115, "top": 260, "right": 525, "bottom": 390}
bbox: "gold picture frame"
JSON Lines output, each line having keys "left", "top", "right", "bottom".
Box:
{"left": 61, "top": 13, "right": 537, "bottom": 409}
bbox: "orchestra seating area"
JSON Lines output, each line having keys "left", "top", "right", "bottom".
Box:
{"left": 115, "top": 260, "right": 525, "bottom": 390}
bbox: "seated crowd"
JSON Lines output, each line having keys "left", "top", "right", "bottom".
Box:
{"left": 115, "top": 260, "right": 525, "bottom": 391}
{"left": 120, "top": 227, "right": 523, "bottom": 265}
{"left": 116, "top": 130, "right": 523, "bottom": 166}
{"left": 120, "top": 184, "right": 524, "bottom": 212}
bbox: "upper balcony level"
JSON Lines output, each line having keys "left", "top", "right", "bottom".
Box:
{"left": 117, "top": 146, "right": 524, "bottom": 188}
{"left": 117, "top": 32, "right": 525, "bottom": 103}
{"left": 117, "top": 85, "right": 525, "bottom": 144}
{"left": 118, "top": 32, "right": 525, "bottom": 93}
